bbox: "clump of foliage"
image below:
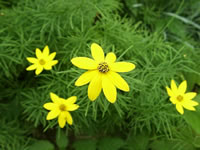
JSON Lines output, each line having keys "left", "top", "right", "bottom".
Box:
{"left": 0, "top": 0, "right": 200, "bottom": 150}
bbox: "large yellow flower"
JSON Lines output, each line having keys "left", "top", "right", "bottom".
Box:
{"left": 43, "top": 93, "right": 79, "bottom": 128}
{"left": 71, "top": 43, "right": 135, "bottom": 103}
{"left": 166, "top": 80, "right": 198, "bottom": 114}
{"left": 26, "top": 46, "right": 58, "bottom": 75}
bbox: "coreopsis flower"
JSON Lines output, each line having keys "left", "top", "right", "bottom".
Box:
{"left": 166, "top": 80, "right": 198, "bottom": 114}
{"left": 26, "top": 46, "right": 58, "bottom": 75}
{"left": 71, "top": 43, "right": 135, "bottom": 103}
{"left": 43, "top": 93, "right": 79, "bottom": 128}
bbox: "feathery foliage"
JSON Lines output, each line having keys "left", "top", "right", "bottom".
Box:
{"left": 0, "top": 0, "right": 200, "bottom": 149}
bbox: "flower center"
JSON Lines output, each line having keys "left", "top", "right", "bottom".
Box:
{"left": 39, "top": 59, "right": 46, "bottom": 65}
{"left": 177, "top": 95, "right": 183, "bottom": 102}
{"left": 98, "top": 62, "right": 109, "bottom": 73}
{"left": 59, "top": 104, "right": 66, "bottom": 111}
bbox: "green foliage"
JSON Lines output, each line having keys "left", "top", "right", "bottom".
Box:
{"left": 184, "top": 110, "right": 200, "bottom": 134}
{"left": 56, "top": 129, "right": 69, "bottom": 150}
{"left": 72, "top": 136, "right": 125, "bottom": 150}
{"left": 183, "top": 95, "right": 200, "bottom": 134}
{"left": 97, "top": 137, "right": 125, "bottom": 150}
{"left": 0, "top": 0, "right": 200, "bottom": 149}
{"left": 127, "top": 132, "right": 149, "bottom": 150}
{"left": 184, "top": 72, "right": 200, "bottom": 91}
{"left": 148, "top": 125, "right": 199, "bottom": 150}
{"left": 0, "top": 119, "right": 29, "bottom": 150}
{"left": 0, "top": 0, "right": 18, "bottom": 9}
{"left": 28, "top": 140, "right": 54, "bottom": 150}
{"left": 193, "top": 136, "right": 200, "bottom": 148}
{"left": 150, "top": 140, "right": 177, "bottom": 150}
{"left": 73, "top": 139, "right": 97, "bottom": 150}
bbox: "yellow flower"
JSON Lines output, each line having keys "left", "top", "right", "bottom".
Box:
{"left": 71, "top": 43, "right": 135, "bottom": 103}
{"left": 166, "top": 80, "right": 198, "bottom": 114}
{"left": 43, "top": 93, "right": 79, "bottom": 128}
{"left": 26, "top": 46, "right": 58, "bottom": 75}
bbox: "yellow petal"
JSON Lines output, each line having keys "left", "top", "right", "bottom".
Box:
{"left": 171, "top": 80, "right": 178, "bottom": 93}
{"left": 48, "top": 52, "right": 56, "bottom": 60}
{"left": 35, "top": 66, "right": 43, "bottom": 75}
{"left": 169, "top": 97, "right": 176, "bottom": 104}
{"left": 102, "top": 75, "right": 117, "bottom": 103}
{"left": 58, "top": 112, "right": 66, "bottom": 128}
{"left": 43, "top": 60, "right": 58, "bottom": 70}
{"left": 50, "top": 60, "right": 58, "bottom": 66}
{"left": 184, "top": 92, "right": 197, "bottom": 100}
{"left": 26, "top": 57, "right": 38, "bottom": 63}
{"left": 46, "top": 109, "right": 60, "bottom": 120}
{"left": 105, "top": 52, "right": 116, "bottom": 64}
{"left": 43, "top": 45, "right": 49, "bottom": 56}
{"left": 182, "top": 100, "right": 196, "bottom": 111}
{"left": 71, "top": 57, "right": 98, "bottom": 70}
{"left": 65, "top": 96, "right": 77, "bottom": 104}
{"left": 67, "top": 104, "right": 79, "bottom": 111}
{"left": 75, "top": 70, "right": 98, "bottom": 86}
{"left": 176, "top": 104, "right": 184, "bottom": 114}
{"left": 191, "top": 100, "right": 199, "bottom": 106}
{"left": 166, "top": 86, "right": 173, "bottom": 97}
{"left": 59, "top": 98, "right": 66, "bottom": 103}
{"left": 65, "top": 111, "right": 73, "bottom": 125}
{"left": 36, "top": 48, "right": 42, "bottom": 59}
{"left": 43, "top": 103, "right": 57, "bottom": 110}
{"left": 184, "top": 100, "right": 198, "bottom": 106}
{"left": 26, "top": 64, "right": 37, "bottom": 71}
{"left": 110, "top": 62, "right": 135, "bottom": 72}
{"left": 107, "top": 71, "right": 129, "bottom": 91}
{"left": 91, "top": 43, "right": 104, "bottom": 63}
{"left": 50, "top": 92, "right": 60, "bottom": 104}
{"left": 88, "top": 72, "right": 102, "bottom": 101}
{"left": 43, "top": 64, "right": 52, "bottom": 70}
{"left": 178, "top": 80, "right": 187, "bottom": 94}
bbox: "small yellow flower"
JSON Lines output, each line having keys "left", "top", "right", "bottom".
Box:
{"left": 43, "top": 93, "right": 79, "bottom": 128}
{"left": 166, "top": 80, "right": 198, "bottom": 114}
{"left": 71, "top": 43, "right": 135, "bottom": 103}
{"left": 26, "top": 46, "right": 58, "bottom": 75}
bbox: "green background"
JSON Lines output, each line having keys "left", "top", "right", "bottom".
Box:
{"left": 0, "top": 0, "right": 200, "bottom": 149}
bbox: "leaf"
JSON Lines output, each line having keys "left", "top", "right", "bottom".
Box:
{"left": 150, "top": 140, "right": 174, "bottom": 150}
{"left": 97, "top": 137, "right": 125, "bottom": 150}
{"left": 164, "top": 12, "right": 200, "bottom": 30}
{"left": 168, "top": 20, "right": 187, "bottom": 38}
{"left": 127, "top": 132, "right": 149, "bottom": 150}
{"left": 150, "top": 140, "right": 195, "bottom": 150}
{"left": 184, "top": 72, "right": 200, "bottom": 91}
{"left": 184, "top": 109, "right": 200, "bottom": 134}
{"left": 56, "top": 129, "right": 68, "bottom": 149}
{"left": 194, "top": 94, "right": 200, "bottom": 104}
{"left": 28, "top": 140, "right": 54, "bottom": 150}
{"left": 193, "top": 136, "right": 200, "bottom": 148}
{"left": 73, "top": 139, "right": 96, "bottom": 150}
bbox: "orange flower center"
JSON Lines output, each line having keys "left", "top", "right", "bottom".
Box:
{"left": 98, "top": 62, "right": 109, "bottom": 73}
{"left": 39, "top": 59, "right": 46, "bottom": 65}
{"left": 59, "top": 104, "right": 66, "bottom": 111}
{"left": 177, "top": 95, "right": 183, "bottom": 102}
